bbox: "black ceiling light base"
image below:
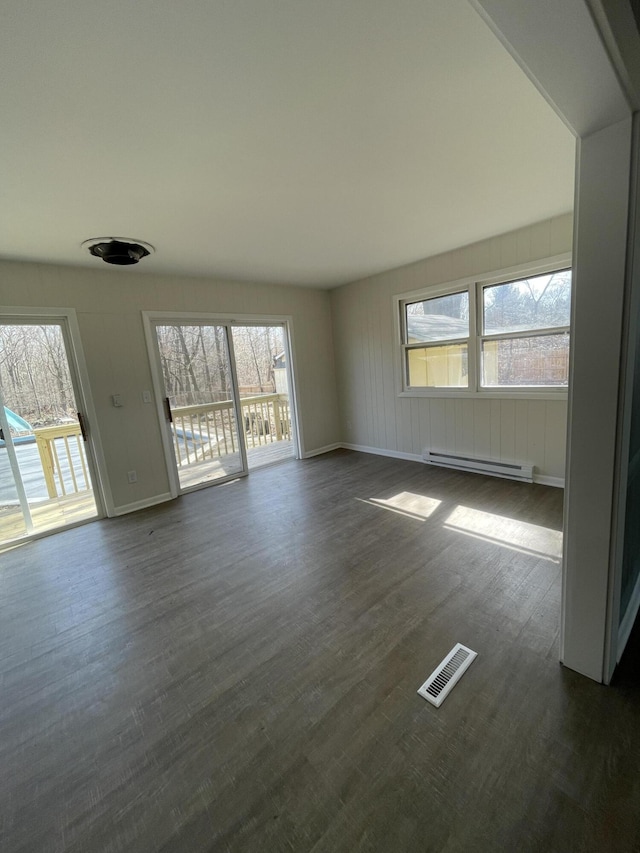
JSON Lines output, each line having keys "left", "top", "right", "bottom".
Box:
{"left": 82, "top": 237, "right": 154, "bottom": 266}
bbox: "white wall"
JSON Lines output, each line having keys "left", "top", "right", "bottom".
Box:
{"left": 561, "top": 117, "right": 634, "bottom": 682}
{"left": 0, "top": 261, "right": 340, "bottom": 512}
{"left": 613, "top": 116, "right": 640, "bottom": 662}
{"left": 331, "top": 214, "right": 573, "bottom": 483}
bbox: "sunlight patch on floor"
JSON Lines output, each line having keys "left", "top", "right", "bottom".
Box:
{"left": 357, "top": 492, "right": 442, "bottom": 522}
{"left": 443, "top": 504, "right": 563, "bottom": 562}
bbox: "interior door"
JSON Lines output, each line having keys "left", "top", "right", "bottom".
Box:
{"left": 153, "top": 323, "right": 247, "bottom": 491}
{"left": 0, "top": 320, "right": 99, "bottom": 545}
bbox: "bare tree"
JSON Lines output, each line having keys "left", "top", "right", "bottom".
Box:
{"left": 232, "top": 325, "right": 283, "bottom": 393}
{"left": 0, "top": 324, "right": 76, "bottom": 428}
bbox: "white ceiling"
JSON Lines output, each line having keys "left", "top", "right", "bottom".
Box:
{"left": 0, "top": 0, "right": 575, "bottom": 288}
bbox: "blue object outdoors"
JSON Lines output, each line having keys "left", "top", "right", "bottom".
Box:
{"left": 4, "top": 407, "right": 33, "bottom": 433}
{"left": 1, "top": 407, "right": 35, "bottom": 446}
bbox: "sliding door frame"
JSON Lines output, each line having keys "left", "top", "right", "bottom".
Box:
{"left": 0, "top": 305, "right": 110, "bottom": 530}
{"left": 142, "top": 311, "right": 301, "bottom": 497}
{"left": 231, "top": 318, "right": 300, "bottom": 469}
{"left": 143, "top": 314, "right": 248, "bottom": 496}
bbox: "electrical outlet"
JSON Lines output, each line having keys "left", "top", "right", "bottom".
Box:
{"left": 127, "top": 470, "right": 137, "bottom": 484}
{"left": 142, "top": 390, "right": 152, "bottom": 403}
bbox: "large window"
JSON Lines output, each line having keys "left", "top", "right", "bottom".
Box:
{"left": 400, "top": 264, "right": 571, "bottom": 393}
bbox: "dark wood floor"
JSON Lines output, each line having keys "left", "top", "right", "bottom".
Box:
{"left": 1, "top": 449, "right": 639, "bottom": 852}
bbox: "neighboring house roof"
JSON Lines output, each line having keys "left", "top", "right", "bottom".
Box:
{"left": 406, "top": 314, "right": 468, "bottom": 343}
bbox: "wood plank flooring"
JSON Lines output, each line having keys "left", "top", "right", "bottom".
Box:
{"left": 1, "top": 450, "right": 640, "bottom": 852}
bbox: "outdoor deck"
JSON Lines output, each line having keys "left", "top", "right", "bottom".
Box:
{"left": 0, "top": 492, "right": 98, "bottom": 545}
{"left": 178, "top": 439, "right": 294, "bottom": 489}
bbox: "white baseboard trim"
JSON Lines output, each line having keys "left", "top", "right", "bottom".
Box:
{"left": 302, "top": 443, "right": 342, "bottom": 459}
{"left": 341, "top": 443, "right": 565, "bottom": 487}
{"left": 618, "top": 566, "right": 640, "bottom": 662}
{"left": 533, "top": 474, "right": 565, "bottom": 488}
{"left": 341, "top": 443, "right": 422, "bottom": 463}
{"left": 110, "top": 492, "right": 173, "bottom": 517}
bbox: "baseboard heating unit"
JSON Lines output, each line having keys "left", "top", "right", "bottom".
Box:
{"left": 423, "top": 449, "right": 533, "bottom": 483}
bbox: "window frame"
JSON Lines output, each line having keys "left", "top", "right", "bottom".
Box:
{"left": 396, "top": 254, "right": 572, "bottom": 399}
{"left": 401, "top": 282, "right": 476, "bottom": 392}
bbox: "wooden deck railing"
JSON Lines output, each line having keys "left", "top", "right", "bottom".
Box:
{"left": 170, "top": 393, "right": 291, "bottom": 468}
{"left": 21, "top": 394, "right": 291, "bottom": 496}
{"left": 33, "top": 423, "right": 91, "bottom": 499}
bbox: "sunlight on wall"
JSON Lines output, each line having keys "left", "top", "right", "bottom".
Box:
{"left": 444, "top": 505, "right": 563, "bottom": 562}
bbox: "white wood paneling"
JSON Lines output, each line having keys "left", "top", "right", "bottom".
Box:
{"left": 331, "top": 215, "right": 573, "bottom": 482}
{"left": 474, "top": 399, "right": 492, "bottom": 458}
{"left": 526, "top": 400, "right": 547, "bottom": 472}
{"left": 499, "top": 399, "right": 516, "bottom": 462}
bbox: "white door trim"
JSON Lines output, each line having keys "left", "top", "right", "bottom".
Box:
{"left": 0, "top": 305, "right": 110, "bottom": 518}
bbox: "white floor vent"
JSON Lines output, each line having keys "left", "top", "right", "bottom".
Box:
{"left": 423, "top": 449, "right": 533, "bottom": 483}
{"left": 417, "top": 643, "right": 477, "bottom": 708}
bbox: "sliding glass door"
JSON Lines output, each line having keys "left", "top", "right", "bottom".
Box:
{"left": 153, "top": 323, "right": 246, "bottom": 490}
{"left": 0, "top": 319, "right": 99, "bottom": 546}
{"left": 147, "top": 316, "right": 298, "bottom": 494}
{"left": 231, "top": 324, "right": 296, "bottom": 470}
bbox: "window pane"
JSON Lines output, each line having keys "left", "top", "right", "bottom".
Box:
{"left": 405, "top": 292, "right": 469, "bottom": 343}
{"left": 483, "top": 270, "right": 571, "bottom": 335}
{"left": 482, "top": 333, "right": 570, "bottom": 387}
{"left": 407, "top": 344, "right": 468, "bottom": 388}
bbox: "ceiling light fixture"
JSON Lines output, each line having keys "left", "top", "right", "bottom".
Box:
{"left": 82, "top": 237, "right": 155, "bottom": 266}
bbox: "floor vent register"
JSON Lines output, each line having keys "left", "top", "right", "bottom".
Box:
{"left": 417, "top": 643, "right": 477, "bottom": 707}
